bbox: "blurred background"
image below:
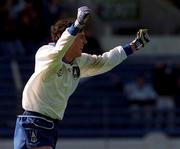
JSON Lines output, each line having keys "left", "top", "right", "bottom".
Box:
{"left": 1, "top": 0, "right": 180, "bottom": 148}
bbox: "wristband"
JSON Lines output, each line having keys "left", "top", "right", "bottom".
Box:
{"left": 67, "top": 24, "right": 80, "bottom": 36}
{"left": 123, "top": 44, "right": 134, "bottom": 56}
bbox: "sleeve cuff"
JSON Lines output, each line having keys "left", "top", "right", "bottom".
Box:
{"left": 123, "top": 44, "right": 134, "bottom": 56}
{"left": 67, "top": 24, "right": 79, "bottom": 36}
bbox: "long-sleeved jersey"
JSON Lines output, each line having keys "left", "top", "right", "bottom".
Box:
{"left": 22, "top": 28, "right": 128, "bottom": 120}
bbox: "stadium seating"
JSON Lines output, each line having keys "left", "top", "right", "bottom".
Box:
{"left": 1, "top": 55, "right": 180, "bottom": 138}
{"left": 0, "top": 57, "right": 17, "bottom": 137}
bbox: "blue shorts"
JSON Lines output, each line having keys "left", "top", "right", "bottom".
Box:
{"left": 14, "top": 111, "right": 59, "bottom": 149}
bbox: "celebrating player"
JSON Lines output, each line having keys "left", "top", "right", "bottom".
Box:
{"left": 14, "top": 6, "right": 150, "bottom": 149}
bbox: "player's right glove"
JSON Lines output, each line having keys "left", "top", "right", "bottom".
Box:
{"left": 74, "top": 6, "right": 91, "bottom": 29}
{"left": 132, "top": 29, "right": 150, "bottom": 50}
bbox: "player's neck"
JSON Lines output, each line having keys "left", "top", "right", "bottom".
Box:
{"left": 63, "top": 56, "right": 74, "bottom": 64}
{"left": 64, "top": 46, "right": 80, "bottom": 64}
{"left": 63, "top": 51, "right": 76, "bottom": 64}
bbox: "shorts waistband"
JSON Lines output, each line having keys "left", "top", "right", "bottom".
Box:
{"left": 23, "top": 110, "right": 59, "bottom": 123}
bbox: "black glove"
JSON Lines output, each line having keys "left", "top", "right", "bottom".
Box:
{"left": 132, "top": 29, "right": 150, "bottom": 50}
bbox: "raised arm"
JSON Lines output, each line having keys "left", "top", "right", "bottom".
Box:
{"left": 35, "top": 6, "right": 91, "bottom": 71}
{"left": 78, "top": 29, "right": 150, "bottom": 77}
{"left": 53, "top": 6, "right": 92, "bottom": 59}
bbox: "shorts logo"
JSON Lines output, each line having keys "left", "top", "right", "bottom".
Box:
{"left": 30, "top": 130, "right": 38, "bottom": 143}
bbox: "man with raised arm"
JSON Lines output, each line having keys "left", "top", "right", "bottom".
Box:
{"left": 14, "top": 6, "right": 150, "bottom": 149}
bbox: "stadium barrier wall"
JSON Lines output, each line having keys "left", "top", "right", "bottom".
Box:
{"left": 100, "top": 35, "right": 180, "bottom": 55}
{"left": 2, "top": 133, "right": 180, "bottom": 149}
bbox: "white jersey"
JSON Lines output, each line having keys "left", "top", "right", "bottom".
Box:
{"left": 22, "top": 28, "right": 128, "bottom": 120}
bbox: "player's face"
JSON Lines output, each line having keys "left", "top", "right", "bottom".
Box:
{"left": 72, "top": 31, "right": 87, "bottom": 57}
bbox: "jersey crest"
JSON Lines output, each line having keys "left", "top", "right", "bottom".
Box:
{"left": 72, "top": 66, "right": 80, "bottom": 79}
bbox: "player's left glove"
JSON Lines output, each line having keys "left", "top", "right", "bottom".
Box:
{"left": 132, "top": 29, "right": 150, "bottom": 50}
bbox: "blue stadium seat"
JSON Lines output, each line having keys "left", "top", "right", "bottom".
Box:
{"left": 0, "top": 57, "right": 17, "bottom": 137}
{"left": 1, "top": 55, "right": 180, "bottom": 138}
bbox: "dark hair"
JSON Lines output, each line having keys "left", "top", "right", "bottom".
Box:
{"left": 51, "top": 18, "right": 75, "bottom": 42}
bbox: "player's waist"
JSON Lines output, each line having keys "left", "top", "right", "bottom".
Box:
{"left": 22, "top": 110, "right": 59, "bottom": 123}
